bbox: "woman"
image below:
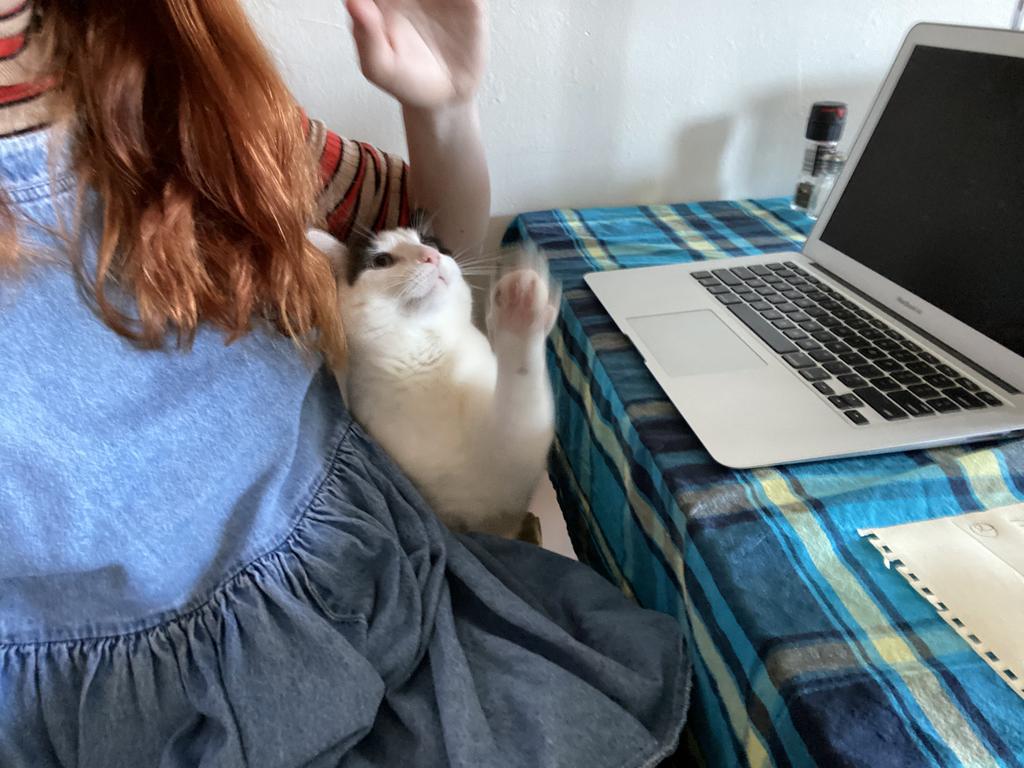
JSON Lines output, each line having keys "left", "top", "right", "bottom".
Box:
{"left": 0, "top": 1, "right": 688, "bottom": 765}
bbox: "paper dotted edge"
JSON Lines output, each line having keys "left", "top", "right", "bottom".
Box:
{"left": 861, "top": 530, "right": 1024, "bottom": 701}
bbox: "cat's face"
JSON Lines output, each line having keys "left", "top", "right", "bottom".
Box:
{"left": 310, "top": 227, "right": 472, "bottom": 333}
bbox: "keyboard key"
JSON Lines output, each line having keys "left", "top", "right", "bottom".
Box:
{"left": 839, "top": 352, "right": 867, "bottom": 366}
{"left": 797, "top": 338, "right": 822, "bottom": 351}
{"left": 766, "top": 262, "right": 785, "bottom": 271}
{"left": 942, "top": 387, "right": 986, "bottom": 409}
{"left": 977, "top": 391, "right": 1002, "bottom": 407}
{"left": 749, "top": 265, "right": 772, "bottom": 276}
{"left": 698, "top": 277, "right": 720, "bottom": 287}
{"left": 876, "top": 340, "right": 902, "bottom": 352}
{"left": 712, "top": 269, "right": 742, "bottom": 286}
{"left": 927, "top": 397, "right": 960, "bottom": 413}
{"left": 764, "top": 275, "right": 786, "bottom": 284}
{"left": 806, "top": 307, "right": 829, "bottom": 319}
{"left": 870, "top": 377, "right": 901, "bottom": 392}
{"left": 908, "top": 384, "right": 940, "bottom": 399}
{"left": 751, "top": 301, "right": 772, "bottom": 311}
{"left": 853, "top": 387, "right": 909, "bottom": 421}
{"left": 692, "top": 271, "right": 712, "bottom": 279}
{"left": 892, "top": 350, "right": 918, "bottom": 364}
{"left": 955, "top": 377, "right": 980, "bottom": 392}
{"left": 829, "top": 394, "right": 864, "bottom": 409}
{"left": 783, "top": 329, "right": 809, "bottom": 340}
{"left": 936, "top": 364, "right": 958, "bottom": 377}
{"left": 861, "top": 329, "right": 886, "bottom": 342}
{"left": 892, "top": 371, "right": 921, "bottom": 385}
{"left": 717, "top": 294, "right": 743, "bottom": 305}
{"left": 814, "top": 381, "right": 835, "bottom": 395}
{"left": 862, "top": 348, "right": 889, "bottom": 361}
{"left": 779, "top": 304, "right": 803, "bottom": 315}
{"left": 924, "top": 374, "right": 955, "bottom": 389}
{"left": 918, "top": 352, "right": 940, "bottom": 364}
{"left": 773, "top": 319, "right": 796, "bottom": 330}
{"left": 889, "top": 390, "right": 934, "bottom": 417}
{"left": 800, "top": 367, "right": 832, "bottom": 382}
{"left": 812, "top": 330, "right": 837, "bottom": 343}
{"left": 798, "top": 322, "right": 822, "bottom": 333}
{"left": 756, "top": 286, "right": 778, "bottom": 296}
{"left": 854, "top": 364, "right": 883, "bottom": 379}
{"left": 902, "top": 340, "right": 923, "bottom": 352}
{"left": 783, "top": 352, "right": 816, "bottom": 369}
{"left": 876, "top": 359, "right": 902, "bottom": 373}
{"left": 730, "top": 267, "right": 757, "bottom": 281}
{"left": 845, "top": 410, "right": 869, "bottom": 426}
{"left": 733, "top": 285, "right": 755, "bottom": 295}
{"left": 809, "top": 349, "right": 836, "bottom": 363}
{"left": 760, "top": 310, "right": 783, "bottom": 321}
{"left": 708, "top": 285, "right": 732, "bottom": 295}
{"left": 767, "top": 295, "right": 789, "bottom": 305}
{"left": 746, "top": 280, "right": 767, "bottom": 289}
{"left": 824, "top": 341, "right": 852, "bottom": 354}
{"left": 848, "top": 319, "right": 871, "bottom": 331}
{"left": 838, "top": 374, "right": 869, "bottom": 389}
{"left": 782, "top": 290, "right": 803, "bottom": 300}
{"left": 726, "top": 303, "right": 799, "bottom": 355}
{"left": 907, "top": 361, "right": 935, "bottom": 376}
{"left": 884, "top": 329, "right": 906, "bottom": 341}
{"left": 824, "top": 361, "right": 852, "bottom": 375}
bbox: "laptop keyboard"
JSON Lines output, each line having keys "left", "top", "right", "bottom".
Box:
{"left": 691, "top": 262, "right": 1003, "bottom": 425}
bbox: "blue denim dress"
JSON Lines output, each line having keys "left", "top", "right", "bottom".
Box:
{"left": 0, "top": 129, "right": 689, "bottom": 767}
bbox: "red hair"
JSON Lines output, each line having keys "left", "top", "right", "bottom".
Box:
{"left": 27, "top": 0, "right": 344, "bottom": 362}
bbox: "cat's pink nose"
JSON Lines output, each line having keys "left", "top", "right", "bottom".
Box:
{"left": 417, "top": 247, "right": 440, "bottom": 266}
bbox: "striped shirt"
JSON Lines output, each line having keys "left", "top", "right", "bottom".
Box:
{"left": 0, "top": 0, "right": 411, "bottom": 240}
{"left": 0, "top": 0, "right": 56, "bottom": 137}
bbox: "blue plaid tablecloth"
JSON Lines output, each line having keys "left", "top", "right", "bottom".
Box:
{"left": 503, "top": 198, "right": 1024, "bottom": 768}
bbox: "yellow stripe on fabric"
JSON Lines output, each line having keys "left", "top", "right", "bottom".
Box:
{"left": 647, "top": 204, "right": 729, "bottom": 258}
{"left": 733, "top": 199, "right": 808, "bottom": 245}
{"left": 955, "top": 449, "right": 1018, "bottom": 510}
{"left": 551, "top": 435, "right": 635, "bottom": 600}
{"left": 689, "top": 606, "right": 773, "bottom": 768}
{"left": 754, "top": 470, "right": 999, "bottom": 768}
{"left": 559, "top": 209, "right": 617, "bottom": 271}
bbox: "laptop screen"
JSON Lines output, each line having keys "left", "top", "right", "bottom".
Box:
{"left": 820, "top": 44, "right": 1024, "bottom": 357}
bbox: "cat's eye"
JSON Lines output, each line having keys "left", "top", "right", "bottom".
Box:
{"left": 371, "top": 253, "right": 394, "bottom": 269}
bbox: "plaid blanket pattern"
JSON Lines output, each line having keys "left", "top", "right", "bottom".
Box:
{"left": 503, "top": 198, "right": 1024, "bottom": 768}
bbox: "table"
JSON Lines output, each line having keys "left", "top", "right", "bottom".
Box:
{"left": 503, "top": 199, "right": 1024, "bottom": 768}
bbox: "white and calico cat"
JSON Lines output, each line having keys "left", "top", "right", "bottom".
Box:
{"left": 309, "top": 227, "right": 559, "bottom": 538}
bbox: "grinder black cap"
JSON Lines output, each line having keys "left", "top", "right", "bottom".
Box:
{"left": 805, "top": 101, "right": 847, "bottom": 142}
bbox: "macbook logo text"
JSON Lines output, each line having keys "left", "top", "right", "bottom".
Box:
{"left": 897, "top": 297, "right": 924, "bottom": 315}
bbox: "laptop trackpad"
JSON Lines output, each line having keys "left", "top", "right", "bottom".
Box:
{"left": 628, "top": 310, "right": 766, "bottom": 376}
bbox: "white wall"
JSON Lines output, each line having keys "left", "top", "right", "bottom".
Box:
{"left": 245, "top": 0, "right": 1010, "bottom": 242}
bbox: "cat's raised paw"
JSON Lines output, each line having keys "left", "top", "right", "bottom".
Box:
{"left": 490, "top": 269, "right": 558, "bottom": 337}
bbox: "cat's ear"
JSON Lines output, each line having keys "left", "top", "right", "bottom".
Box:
{"left": 308, "top": 228, "right": 348, "bottom": 277}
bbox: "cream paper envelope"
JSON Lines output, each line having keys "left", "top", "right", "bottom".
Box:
{"left": 859, "top": 504, "right": 1024, "bottom": 700}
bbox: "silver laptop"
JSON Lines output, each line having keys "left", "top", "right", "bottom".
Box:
{"left": 586, "top": 23, "right": 1024, "bottom": 468}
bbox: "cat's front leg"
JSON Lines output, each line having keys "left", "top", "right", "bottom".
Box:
{"left": 484, "top": 264, "right": 559, "bottom": 477}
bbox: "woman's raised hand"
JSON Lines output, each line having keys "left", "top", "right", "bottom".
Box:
{"left": 346, "top": 0, "right": 488, "bottom": 109}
